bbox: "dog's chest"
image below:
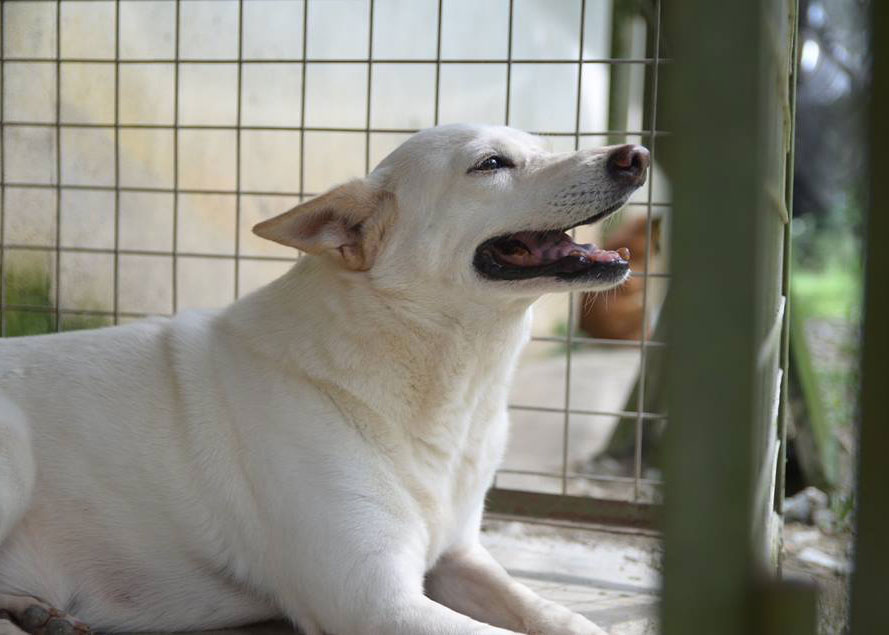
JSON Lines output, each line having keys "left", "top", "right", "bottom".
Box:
{"left": 308, "top": 305, "right": 531, "bottom": 562}
{"left": 393, "top": 359, "right": 513, "bottom": 563}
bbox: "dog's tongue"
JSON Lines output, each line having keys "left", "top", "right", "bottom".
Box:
{"left": 494, "top": 231, "right": 629, "bottom": 267}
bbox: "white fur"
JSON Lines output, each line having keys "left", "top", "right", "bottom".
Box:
{"left": 0, "top": 125, "right": 642, "bottom": 634}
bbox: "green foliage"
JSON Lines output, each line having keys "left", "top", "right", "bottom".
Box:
{"left": 791, "top": 204, "right": 863, "bottom": 325}
{"left": 3, "top": 263, "right": 109, "bottom": 337}
{"left": 789, "top": 199, "right": 863, "bottom": 494}
{"left": 793, "top": 267, "right": 861, "bottom": 320}
{"left": 791, "top": 206, "right": 862, "bottom": 435}
{"left": 793, "top": 197, "right": 862, "bottom": 294}
{"left": 792, "top": 198, "right": 864, "bottom": 296}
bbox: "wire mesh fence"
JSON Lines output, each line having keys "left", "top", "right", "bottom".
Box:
{"left": 0, "top": 0, "right": 669, "bottom": 521}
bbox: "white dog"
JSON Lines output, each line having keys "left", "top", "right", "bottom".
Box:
{"left": 0, "top": 124, "right": 648, "bottom": 635}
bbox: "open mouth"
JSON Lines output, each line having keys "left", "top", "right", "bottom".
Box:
{"left": 472, "top": 143, "right": 650, "bottom": 283}
{"left": 473, "top": 212, "right": 631, "bottom": 282}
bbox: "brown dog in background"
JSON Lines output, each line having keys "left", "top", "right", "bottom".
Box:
{"left": 579, "top": 214, "right": 662, "bottom": 341}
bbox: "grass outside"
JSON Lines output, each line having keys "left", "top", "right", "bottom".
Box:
{"left": 789, "top": 209, "right": 862, "bottom": 523}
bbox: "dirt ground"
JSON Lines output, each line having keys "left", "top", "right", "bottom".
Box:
{"left": 783, "top": 522, "right": 853, "bottom": 635}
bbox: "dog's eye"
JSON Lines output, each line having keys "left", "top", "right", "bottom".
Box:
{"left": 470, "top": 155, "right": 515, "bottom": 173}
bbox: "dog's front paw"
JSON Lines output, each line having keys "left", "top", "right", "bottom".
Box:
{"left": 526, "top": 605, "right": 608, "bottom": 635}
{"left": 0, "top": 595, "right": 91, "bottom": 635}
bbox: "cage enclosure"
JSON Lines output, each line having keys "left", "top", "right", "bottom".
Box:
{"left": 0, "top": 0, "right": 677, "bottom": 526}
{"left": 0, "top": 1, "right": 816, "bottom": 634}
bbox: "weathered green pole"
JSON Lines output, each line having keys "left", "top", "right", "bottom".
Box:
{"left": 661, "top": 3, "right": 762, "bottom": 631}
{"left": 606, "top": 2, "right": 633, "bottom": 145}
{"left": 661, "top": 0, "right": 808, "bottom": 633}
{"left": 850, "top": 2, "right": 889, "bottom": 633}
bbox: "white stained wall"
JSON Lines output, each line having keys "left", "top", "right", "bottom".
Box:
{"left": 2, "top": 0, "right": 636, "bottom": 311}
{"left": 3, "top": 2, "right": 670, "bottom": 461}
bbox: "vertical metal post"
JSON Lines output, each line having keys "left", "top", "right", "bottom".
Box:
{"left": 54, "top": 0, "right": 61, "bottom": 331}
{"left": 504, "top": 0, "right": 513, "bottom": 126}
{"left": 298, "top": 0, "right": 308, "bottom": 203}
{"left": 364, "top": 0, "right": 374, "bottom": 175}
{"left": 850, "top": 2, "right": 889, "bottom": 632}
{"left": 433, "top": 0, "right": 443, "bottom": 127}
{"left": 0, "top": 2, "right": 6, "bottom": 337}
{"left": 113, "top": 0, "right": 121, "bottom": 324}
{"left": 560, "top": 0, "right": 587, "bottom": 497}
{"left": 171, "top": 0, "right": 181, "bottom": 313}
{"left": 234, "top": 0, "right": 244, "bottom": 298}
{"left": 634, "top": 0, "right": 661, "bottom": 501}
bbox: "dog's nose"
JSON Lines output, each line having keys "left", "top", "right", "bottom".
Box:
{"left": 606, "top": 145, "right": 650, "bottom": 186}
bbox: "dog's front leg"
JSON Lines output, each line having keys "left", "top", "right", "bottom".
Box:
{"left": 426, "top": 544, "right": 608, "bottom": 635}
{"left": 354, "top": 594, "right": 527, "bottom": 635}
{"left": 267, "top": 548, "right": 523, "bottom": 635}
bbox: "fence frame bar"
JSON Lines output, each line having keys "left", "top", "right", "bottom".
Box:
{"left": 850, "top": 2, "right": 889, "bottom": 632}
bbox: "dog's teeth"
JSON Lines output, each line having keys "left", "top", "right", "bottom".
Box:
{"left": 617, "top": 247, "right": 631, "bottom": 260}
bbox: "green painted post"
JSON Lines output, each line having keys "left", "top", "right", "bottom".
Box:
{"left": 758, "top": 579, "right": 818, "bottom": 635}
{"left": 606, "top": 2, "right": 634, "bottom": 145}
{"left": 661, "top": 0, "right": 804, "bottom": 633}
{"left": 661, "top": 3, "right": 761, "bottom": 630}
{"left": 850, "top": 2, "right": 889, "bottom": 633}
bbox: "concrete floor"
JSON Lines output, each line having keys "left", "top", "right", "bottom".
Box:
{"left": 481, "top": 519, "right": 660, "bottom": 634}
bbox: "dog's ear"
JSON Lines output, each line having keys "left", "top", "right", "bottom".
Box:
{"left": 252, "top": 179, "right": 395, "bottom": 271}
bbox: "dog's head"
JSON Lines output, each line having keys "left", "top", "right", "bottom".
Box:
{"left": 253, "top": 124, "right": 648, "bottom": 302}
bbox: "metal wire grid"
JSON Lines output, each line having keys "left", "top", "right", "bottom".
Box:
{"left": 0, "top": 0, "right": 669, "bottom": 508}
